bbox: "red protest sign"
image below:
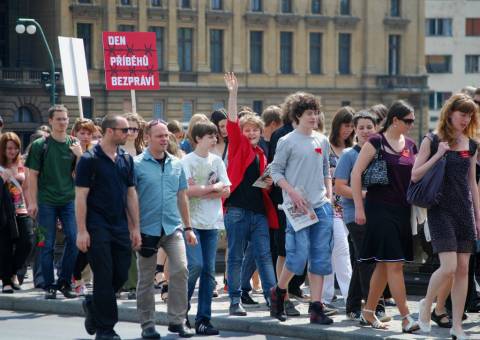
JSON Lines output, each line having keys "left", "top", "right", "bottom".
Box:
{"left": 102, "top": 32, "right": 159, "bottom": 90}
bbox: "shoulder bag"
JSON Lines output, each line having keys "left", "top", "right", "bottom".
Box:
{"left": 362, "top": 137, "right": 389, "bottom": 187}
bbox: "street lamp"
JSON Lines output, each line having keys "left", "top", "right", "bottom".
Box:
{"left": 15, "top": 18, "right": 56, "bottom": 105}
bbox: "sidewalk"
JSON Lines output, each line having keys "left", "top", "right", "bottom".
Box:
{"left": 0, "top": 275, "right": 479, "bottom": 339}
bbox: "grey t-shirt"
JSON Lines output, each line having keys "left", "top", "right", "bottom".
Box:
{"left": 270, "top": 129, "right": 331, "bottom": 209}
{"left": 333, "top": 146, "right": 360, "bottom": 224}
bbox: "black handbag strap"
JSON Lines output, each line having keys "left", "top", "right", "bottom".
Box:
{"left": 426, "top": 133, "right": 440, "bottom": 159}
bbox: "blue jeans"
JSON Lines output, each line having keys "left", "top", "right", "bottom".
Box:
{"left": 225, "top": 207, "right": 276, "bottom": 305}
{"left": 186, "top": 229, "right": 218, "bottom": 322}
{"left": 240, "top": 242, "right": 256, "bottom": 293}
{"left": 38, "top": 201, "right": 78, "bottom": 289}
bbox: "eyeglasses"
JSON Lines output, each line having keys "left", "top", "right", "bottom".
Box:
{"left": 474, "top": 100, "right": 480, "bottom": 106}
{"left": 128, "top": 127, "right": 140, "bottom": 133}
{"left": 111, "top": 127, "right": 129, "bottom": 134}
{"left": 399, "top": 118, "right": 415, "bottom": 125}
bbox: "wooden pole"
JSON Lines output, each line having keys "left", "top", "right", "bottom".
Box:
{"left": 131, "top": 89, "right": 137, "bottom": 114}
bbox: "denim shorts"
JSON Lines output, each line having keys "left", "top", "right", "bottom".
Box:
{"left": 285, "top": 203, "right": 334, "bottom": 276}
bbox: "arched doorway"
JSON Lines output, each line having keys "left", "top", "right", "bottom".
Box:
{"left": 10, "top": 105, "right": 41, "bottom": 150}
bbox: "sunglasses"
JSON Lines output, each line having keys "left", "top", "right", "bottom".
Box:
{"left": 147, "top": 118, "right": 168, "bottom": 128}
{"left": 128, "top": 127, "right": 140, "bottom": 133}
{"left": 111, "top": 127, "right": 130, "bottom": 134}
{"left": 474, "top": 100, "right": 480, "bottom": 106}
{"left": 399, "top": 118, "right": 415, "bottom": 125}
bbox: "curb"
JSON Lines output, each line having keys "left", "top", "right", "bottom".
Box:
{"left": 0, "top": 295, "right": 420, "bottom": 340}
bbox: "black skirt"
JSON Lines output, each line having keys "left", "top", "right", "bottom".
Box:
{"left": 359, "top": 200, "right": 413, "bottom": 263}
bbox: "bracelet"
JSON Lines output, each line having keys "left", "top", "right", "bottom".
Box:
{"left": 184, "top": 227, "right": 193, "bottom": 231}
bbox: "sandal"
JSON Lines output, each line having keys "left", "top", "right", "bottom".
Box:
{"left": 402, "top": 314, "right": 420, "bottom": 333}
{"left": 431, "top": 309, "right": 452, "bottom": 328}
{"left": 417, "top": 298, "right": 431, "bottom": 333}
{"left": 360, "top": 309, "right": 388, "bottom": 329}
{"left": 2, "top": 285, "right": 14, "bottom": 294}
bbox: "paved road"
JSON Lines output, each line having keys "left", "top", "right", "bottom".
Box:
{"left": 0, "top": 310, "right": 293, "bottom": 340}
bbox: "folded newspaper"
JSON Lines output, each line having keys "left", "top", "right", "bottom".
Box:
{"left": 0, "top": 166, "right": 22, "bottom": 190}
{"left": 282, "top": 187, "right": 319, "bottom": 232}
{"left": 252, "top": 163, "right": 272, "bottom": 188}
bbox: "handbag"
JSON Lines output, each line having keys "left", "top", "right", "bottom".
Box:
{"left": 406, "top": 133, "right": 445, "bottom": 208}
{"left": 362, "top": 138, "right": 389, "bottom": 187}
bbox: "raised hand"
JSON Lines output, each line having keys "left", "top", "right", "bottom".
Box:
{"left": 224, "top": 72, "right": 238, "bottom": 93}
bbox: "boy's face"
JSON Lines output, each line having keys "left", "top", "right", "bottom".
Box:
{"left": 297, "top": 109, "right": 318, "bottom": 130}
{"left": 196, "top": 133, "right": 217, "bottom": 150}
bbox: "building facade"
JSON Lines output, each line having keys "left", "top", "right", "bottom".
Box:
{"left": 426, "top": 0, "right": 480, "bottom": 130}
{"left": 1, "top": 0, "right": 427, "bottom": 145}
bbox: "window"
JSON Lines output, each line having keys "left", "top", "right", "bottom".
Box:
{"left": 149, "top": 27, "right": 164, "bottom": 71}
{"left": 211, "top": 0, "right": 222, "bottom": 10}
{"left": 251, "top": 0, "right": 262, "bottom": 12}
{"left": 82, "top": 98, "right": 93, "bottom": 119}
{"left": 311, "top": 0, "right": 322, "bottom": 14}
{"left": 281, "top": 0, "right": 292, "bottom": 13}
{"left": 338, "top": 33, "right": 351, "bottom": 74}
{"left": 388, "top": 35, "right": 400, "bottom": 75}
{"left": 280, "top": 32, "right": 293, "bottom": 74}
{"left": 78, "top": 0, "right": 92, "bottom": 3}
{"left": 178, "top": 28, "right": 193, "bottom": 72}
{"left": 466, "top": 55, "right": 480, "bottom": 73}
{"left": 429, "top": 92, "right": 451, "bottom": 110}
{"left": 425, "top": 18, "right": 453, "bottom": 36}
{"left": 182, "top": 100, "right": 193, "bottom": 122}
{"left": 426, "top": 55, "right": 452, "bottom": 73}
{"left": 180, "top": 0, "right": 191, "bottom": 8}
{"left": 77, "top": 23, "right": 92, "bottom": 69}
{"left": 253, "top": 100, "right": 263, "bottom": 114}
{"left": 210, "top": 29, "right": 223, "bottom": 73}
{"left": 120, "top": 0, "right": 130, "bottom": 5}
{"left": 250, "top": 31, "right": 263, "bottom": 73}
{"left": 213, "top": 101, "right": 224, "bottom": 110}
{"left": 14, "top": 106, "right": 33, "bottom": 123}
{"left": 117, "top": 24, "right": 135, "bottom": 32}
{"left": 151, "top": 0, "right": 162, "bottom": 6}
{"left": 309, "top": 33, "right": 322, "bottom": 74}
{"left": 341, "top": 100, "right": 351, "bottom": 107}
{"left": 340, "top": 0, "right": 350, "bottom": 15}
{"left": 390, "top": 0, "right": 400, "bottom": 17}
{"left": 466, "top": 18, "right": 480, "bottom": 36}
{"left": 153, "top": 101, "right": 165, "bottom": 119}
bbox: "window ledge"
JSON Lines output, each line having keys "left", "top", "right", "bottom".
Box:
{"left": 305, "top": 14, "right": 330, "bottom": 27}
{"left": 333, "top": 16, "right": 360, "bottom": 29}
{"left": 383, "top": 17, "right": 411, "bottom": 30}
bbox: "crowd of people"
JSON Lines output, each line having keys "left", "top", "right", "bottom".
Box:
{"left": 0, "top": 77, "right": 480, "bottom": 340}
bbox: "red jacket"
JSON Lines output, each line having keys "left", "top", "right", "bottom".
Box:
{"left": 226, "top": 119, "right": 279, "bottom": 229}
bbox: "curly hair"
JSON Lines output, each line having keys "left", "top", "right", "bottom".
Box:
{"left": 436, "top": 93, "right": 479, "bottom": 146}
{"left": 281, "top": 92, "right": 321, "bottom": 124}
{"left": 71, "top": 118, "right": 96, "bottom": 135}
{"left": 239, "top": 113, "right": 264, "bottom": 131}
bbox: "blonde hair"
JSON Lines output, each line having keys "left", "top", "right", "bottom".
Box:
{"left": 436, "top": 93, "right": 479, "bottom": 146}
{"left": 239, "top": 113, "right": 264, "bottom": 131}
{"left": 186, "top": 113, "right": 209, "bottom": 146}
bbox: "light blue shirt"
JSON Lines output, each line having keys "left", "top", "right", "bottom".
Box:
{"left": 134, "top": 149, "right": 188, "bottom": 236}
{"left": 333, "top": 146, "right": 360, "bottom": 225}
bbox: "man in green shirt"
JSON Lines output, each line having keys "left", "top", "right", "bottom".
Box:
{"left": 25, "top": 104, "right": 82, "bottom": 299}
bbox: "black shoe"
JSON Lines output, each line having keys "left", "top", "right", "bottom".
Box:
{"left": 229, "top": 303, "right": 247, "bottom": 316}
{"left": 127, "top": 289, "right": 136, "bottom": 300}
{"left": 168, "top": 322, "right": 194, "bottom": 338}
{"left": 11, "top": 282, "right": 21, "bottom": 291}
{"left": 284, "top": 300, "right": 300, "bottom": 317}
{"left": 310, "top": 302, "right": 333, "bottom": 325}
{"left": 95, "top": 330, "right": 121, "bottom": 340}
{"left": 141, "top": 326, "right": 160, "bottom": 339}
{"left": 269, "top": 287, "right": 287, "bottom": 322}
{"left": 288, "top": 287, "right": 310, "bottom": 302}
{"left": 195, "top": 320, "right": 219, "bottom": 336}
{"left": 82, "top": 299, "right": 97, "bottom": 335}
{"left": 241, "top": 292, "right": 258, "bottom": 305}
{"left": 45, "top": 288, "right": 57, "bottom": 299}
{"left": 2, "top": 285, "right": 14, "bottom": 294}
{"left": 59, "top": 285, "right": 77, "bottom": 299}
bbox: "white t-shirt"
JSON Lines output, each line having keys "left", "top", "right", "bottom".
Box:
{"left": 181, "top": 152, "right": 231, "bottom": 230}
